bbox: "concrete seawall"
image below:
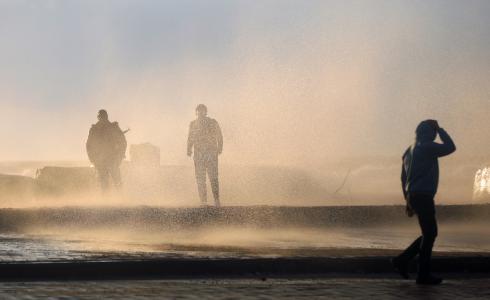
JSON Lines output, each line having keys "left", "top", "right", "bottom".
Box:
{"left": 1, "top": 255, "right": 490, "bottom": 280}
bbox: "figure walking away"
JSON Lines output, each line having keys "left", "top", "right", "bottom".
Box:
{"left": 393, "top": 120, "right": 456, "bottom": 285}
{"left": 187, "top": 104, "right": 223, "bottom": 207}
{"left": 86, "top": 109, "right": 127, "bottom": 191}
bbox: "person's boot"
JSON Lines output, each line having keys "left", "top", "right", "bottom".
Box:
{"left": 416, "top": 275, "right": 443, "bottom": 285}
{"left": 391, "top": 257, "right": 410, "bottom": 279}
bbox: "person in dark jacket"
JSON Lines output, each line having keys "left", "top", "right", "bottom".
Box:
{"left": 393, "top": 119, "right": 456, "bottom": 285}
{"left": 86, "top": 110, "right": 127, "bottom": 191}
{"left": 187, "top": 104, "right": 223, "bottom": 207}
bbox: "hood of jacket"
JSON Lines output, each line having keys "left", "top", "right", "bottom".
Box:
{"left": 415, "top": 120, "right": 437, "bottom": 143}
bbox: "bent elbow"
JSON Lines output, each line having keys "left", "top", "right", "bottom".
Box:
{"left": 450, "top": 144, "right": 456, "bottom": 154}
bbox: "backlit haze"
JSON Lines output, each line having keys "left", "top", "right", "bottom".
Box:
{"left": 1, "top": 0, "right": 490, "bottom": 205}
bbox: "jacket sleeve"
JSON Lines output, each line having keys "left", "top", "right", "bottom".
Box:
{"left": 216, "top": 120, "right": 223, "bottom": 154}
{"left": 427, "top": 128, "right": 456, "bottom": 157}
{"left": 118, "top": 129, "right": 127, "bottom": 159}
{"left": 187, "top": 122, "right": 194, "bottom": 155}
{"left": 86, "top": 126, "right": 95, "bottom": 163}
{"left": 113, "top": 122, "right": 127, "bottom": 159}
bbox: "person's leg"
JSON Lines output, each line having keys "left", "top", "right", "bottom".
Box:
{"left": 110, "top": 162, "right": 122, "bottom": 189}
{"left": 407, "top": 193, "right": 441, "bottom": 284}
{"left": 416, "top": 201, "right": 438, "bottom": 280}
{"left": 97, "top": 166, "right": 110, "bottom": 191}
{"left": 393, "top": 193, "right": 424, "bottom": 279}
{"left": 393, "top": 235, "right": 422, "bottom": 279}
{"left": 393, "top": 193, "right": 434, "bottom": 279}
{"left": 207, "top": 154, "right": 220, "bottom": 207}
{"left": 194, "top": 154, "right": 207, "bottom": 205}
{"left": 397, "top": 236, "right": 423, "bottom": 262}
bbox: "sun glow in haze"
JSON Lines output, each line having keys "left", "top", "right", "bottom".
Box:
{"left": 0, "top": 1, "right": 490, "bottom": 205}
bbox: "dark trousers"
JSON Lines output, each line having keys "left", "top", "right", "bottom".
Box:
{"left": 397, "top": 193, "right": 438, "bottom": 278}
{"left": 194, "top": 152, "right": 220, "bottom": 206}
{"left": 96, "top": 162, "right": 122, "bottom": 191}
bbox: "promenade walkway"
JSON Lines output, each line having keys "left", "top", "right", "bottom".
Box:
{"left": 0, "top": 278, "right": 488, "bottom": 299}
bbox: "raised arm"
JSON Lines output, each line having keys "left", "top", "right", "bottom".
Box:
{"left": 427, "top": 128, "right": 456, "bottom": 157}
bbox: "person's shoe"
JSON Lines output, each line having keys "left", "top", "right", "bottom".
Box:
{"left": 391, "top": 257, "right": 410, "bottom": 279}
{"left": 416, "top": 275, "right": 443, "bottom": 285}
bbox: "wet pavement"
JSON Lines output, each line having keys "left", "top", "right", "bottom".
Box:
{"left": 1, "top": 224, "right": 489, "bottom": 262}
{"left": 1, "top": 205, "right": 490, "bottom": 264}
{"left": 0, "top": 278, "right": 488, "bottom": 299}
{"left": 0, "top": 206, "right": 488, "bottom": 298}
{"left": 0, "top": 211, "right": 486, "bottom": 298}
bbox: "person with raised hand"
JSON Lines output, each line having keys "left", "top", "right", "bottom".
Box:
{"left": 393, "top": 119, "right": 456, "bottom": 285}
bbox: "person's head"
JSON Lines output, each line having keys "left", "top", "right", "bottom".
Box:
{"left": 98, "top": 109, "right": 109, "bottom": 121}
{"left": 416, "top": 119, "right": 438, "bottom": 142}
{"left": 195, "top": 104, "right": 208, "bottom": 118}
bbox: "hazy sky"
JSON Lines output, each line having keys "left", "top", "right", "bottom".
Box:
{"left": 1, "top": 0, "right": 490, "bottom": 165}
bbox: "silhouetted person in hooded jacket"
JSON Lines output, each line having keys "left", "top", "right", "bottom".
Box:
{"left": 86, "top": 110, "right": 127, "bottom": 191}
{"left": 393, "top": 120, "right": 456, "bottom": 285}
{"left": 187, "top": 104, "right": 223, "bottom": 207}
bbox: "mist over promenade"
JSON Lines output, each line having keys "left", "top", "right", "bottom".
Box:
{"left": 0, "top": 204, "right": 488, "bottom": 231}
{"left": 1, "top": 1, "right": 490, "bottom": 295}
{"left": 0, "top": 158, "right": 485, "bottom": 207}
{"left": 0, "top": 204, "right": 487, "bottom": 262}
